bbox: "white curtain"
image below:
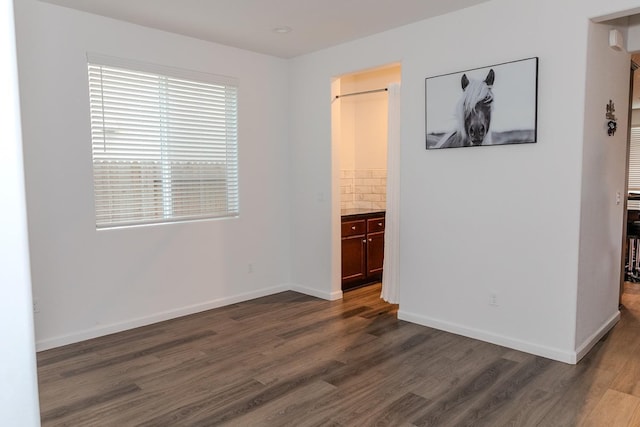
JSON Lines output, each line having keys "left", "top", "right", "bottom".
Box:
{"left": 381, "top": 82, "right": 401, "bottom": 304}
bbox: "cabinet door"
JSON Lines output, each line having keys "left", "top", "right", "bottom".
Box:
{"left": 342, "top": 235, "right": 366, "bottom": 283}
{"left": 367, "top": 231, "right": 385, "bottom": 275}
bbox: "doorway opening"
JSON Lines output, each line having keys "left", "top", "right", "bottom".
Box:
{"left": 331, "top": 63, "right": 401, "bottom": 297}
{"left": 623, "top": 54, "right": 640, "bottom": 298}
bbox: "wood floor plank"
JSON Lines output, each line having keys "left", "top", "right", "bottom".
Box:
{"left": 450, "top": 356, "right": 553, "bottom": 426}
{"left": 610, "top": 338, "right": 640, "bottom": 397}
{"left": 324, "top": 333, "right": 432, "bottom": 388}
{"left": 38, "top": 354, "right": 160, "bottom": 412}
{"left": 36, "top": 283, "right": 640, "bottom": 426}
{"left": 40, "top": 383, "right": 141, "bottom": 424}
{"left": 278, "top": 360, "right": 426, "bottom": 427}
{"left": 579, "top": 389, "right": 640, "bottom": 427}
{"left": 60, "top": 330, "right": 217, "bottom": 377}
{"left": 330, "top": 374, "right": 431, "bottom": 427}
{"left": 134, "top": 378, "right": 267, "bottom": 427}
{"left": 584, "top": 313, "right": 640, "bottom": 375}
{"left": 132, "top": 344, "right": 267, "bottom": 391}
{"left": 36, "top": 326, "right": 167, "bottom": 367}
{"left": 411, "top": 358, "right": 518, "bottom": 427}
{"left": 410, "top": 339, "right": 510, "bottom": 402}
{"left": 219, "top": 380, "right": 337, "bottom": 427}
{"left": 369, "top": 392, "right": 430, "bottom": 427}
{"left": 187, "top": 360, "right": 346, "bottom": 427}
{"left": 536, "top": 365, "right": 617, "bottom": 426}
{"left": 252, "top": 332, "right": 374, "bottom": 386}
{"left": 484, "top": 357, "right": 578, "bottom": 426}
{"left": 627, "top": 403, "right": 640, "bottom": 427}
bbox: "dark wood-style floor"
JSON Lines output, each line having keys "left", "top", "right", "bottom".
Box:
{"left": 37, "top": 283, "right": 640, "bottom": 426}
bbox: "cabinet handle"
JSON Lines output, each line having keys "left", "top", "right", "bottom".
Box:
{"left": 368, "top": 238, "right": 372, "bottom": 242}
{"left": 362, "top": 239, "right": 367, "bottom": 243}
{"left": 378, "top": 222, "right": 383, "bottom": 226}
{"left": 351, "top": 226, "right": 356, "bottom": 230}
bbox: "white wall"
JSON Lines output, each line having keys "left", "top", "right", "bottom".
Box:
{"left": 339, "top": 75, "right": 356, "bottom": 171}
{"left": 627, "top": 14, "right": 640, "bottom": 51}
{"left": 340, "top": 66, "right": 401, "bottom": 171}
{"left": 0, "top": 0, "right": 41, "bottom": 423}
{"left": 289, "top": 0, "right": 640, "bottom": 362}
{"left": 14, "top": 0, "right": 292, "bottom": 349}
{"left": 352, "top": 92, "right": 388, "bottom": 170}
{"left": 575, "top": 21, "right": 630, "bottom": 359}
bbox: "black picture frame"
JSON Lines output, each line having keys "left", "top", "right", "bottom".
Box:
{"left": 425, "top": 57, "right": 538, "bottom": 150}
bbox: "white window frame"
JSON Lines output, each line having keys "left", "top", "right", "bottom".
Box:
{"left": 87, "top": 54, "right": 239, "bottom": 228}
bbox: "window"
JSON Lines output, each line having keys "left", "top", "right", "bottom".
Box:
{"left": 630, "top": 127, "right": 640, "bottom": 209}
{"left": 87, "top": 54, "right": 238, "bottom": 228}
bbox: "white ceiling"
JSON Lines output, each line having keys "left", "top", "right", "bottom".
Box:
{"left": 40, "top": 0, "right": 491, "bottom": 58}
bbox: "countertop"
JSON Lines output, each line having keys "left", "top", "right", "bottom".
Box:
{"left": 341, "top": 208, "right": 386, "bottom": 218}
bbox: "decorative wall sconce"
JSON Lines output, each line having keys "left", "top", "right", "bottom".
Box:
{"left": 606, "top": 100, "right": 617, "bottom": 136}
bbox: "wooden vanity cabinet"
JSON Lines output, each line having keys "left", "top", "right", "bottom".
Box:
{"left": 341, "top": 212, "right": 385, "bottom": 291}
{"left": 341, "top": 219, "right": 366, "bottom": 283}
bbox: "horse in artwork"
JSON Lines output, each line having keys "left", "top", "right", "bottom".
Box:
{"left": 436, "top": 69, "right": 495, "bottom": 148}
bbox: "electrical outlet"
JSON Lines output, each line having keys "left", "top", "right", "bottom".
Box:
{"left": 33, "top": 299, "right": 40, "bottom": 314}
{"left": 489, "top": 292, "right": 498, "bottom": 307}
{"left": 248, "top": 263, "right": 254, "bottom": 273}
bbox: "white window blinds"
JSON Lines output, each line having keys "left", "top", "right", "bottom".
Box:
{"left": 629, "top": 127, "right": 640, "bottom": 209}
{"left": 87, "top": 55, "right": 239, "bottom": 228}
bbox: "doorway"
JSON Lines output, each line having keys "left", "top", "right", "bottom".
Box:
{"left": 623, "top": 55, "right": 640, "bottom": 300}
{"left": 331, "top": 64, "right": 401, "bottom": 296}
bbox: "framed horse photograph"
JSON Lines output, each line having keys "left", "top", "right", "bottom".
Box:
{"left": 425, "top": 57, "right": 538, "bottom": 150}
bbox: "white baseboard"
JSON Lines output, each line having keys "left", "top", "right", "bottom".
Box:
{"left": 288, "top": 283, "right": 342, "bottom": 301}
{"left": 36, "top": 284, "right": 289, "bottom": 351}
{"left": 574, "top": 311, "right": 620, "bottom": 363}
{"left": 37, "top": 282, "right": 622, "bottom": 364}
{"left": 398, "top": 309, "right": 578, "bottom": 364}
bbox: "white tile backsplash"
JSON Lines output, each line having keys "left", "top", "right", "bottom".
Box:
{"left": 341, "top": 169, "right": 386, "bottom": 211}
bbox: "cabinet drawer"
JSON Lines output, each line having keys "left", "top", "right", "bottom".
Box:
{"left": 342, "top": 220, "right": 366, "bottom": 237}
{"left": 367, "top": 217, "right": 385, "bottom": 233}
